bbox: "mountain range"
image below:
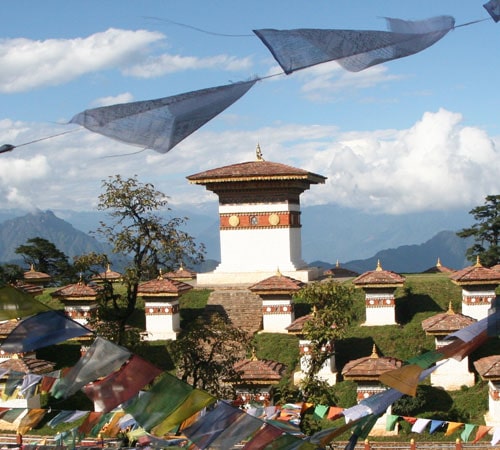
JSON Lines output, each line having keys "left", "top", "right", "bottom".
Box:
{"left": 0, "top": 205, "right": 475, "bottom": 274}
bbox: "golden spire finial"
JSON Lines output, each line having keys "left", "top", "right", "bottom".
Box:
{"left": 256, "top": 143, "right": 264, "bottom": 161}
{"left": 437, "top": 258, "right": 442, "bottom": 267}
{"left": 376, "top": 260, "right": 383, "bottom": 271}
{"left": 312, "top": 305, "right": 318, "bottom": 317}
{"left": 336, "top": 260, "right": 340, "bottom": 268}
{"left": 447, "top": 301, "right": 455, "bottom": 314}
{"left": 475, "top": 255, "right": 482, "bottom": 267}
{"left": 370, "top": 344, "right": 379, "bottom": 358}
{"left": 276, "top": 267, "right": 282, "bottom": 277}
{"left": 251, "top": 347, "right": 258, "bottom": 361}
{"left": 30, "top": 263, "right": 35, "bottom": 272}
{"left": 106, "top": 263, "right": 111, "bottom": 272}
{"left": 158, "top": 268, "right": 164, "bottom": 280}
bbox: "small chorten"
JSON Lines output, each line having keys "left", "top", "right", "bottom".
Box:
{"left": 286, "top": 306, "right": 337, "bottom": 386}
{"left": 342, "top": 345, "right": 403, "bottom": 401}
{"left": 421, "top": 302, "right": 476, "bottom": 390}
{"left": 450, "top": 256, "right": 500, "bottom": 321}
{"left": 231, "top": 348, "right": 286, "bottom": 406}
{"left": 51, "top": 278, "right": 99, "bottom": 325}
{"left": 352, "top": 260, "right": 405, "bottom": 326}
{"left": 249, "top": 268, "right": 304, "bottom": 333}
{"left": 137, "top": 269, "right": 193, "bottom": 341}
{"left": 162, "top": 265, "right": 196, "bottom": 282}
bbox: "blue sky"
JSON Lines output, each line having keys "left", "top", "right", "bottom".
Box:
{"left": 1, "top": 0, "right": 499, "bottom": 216}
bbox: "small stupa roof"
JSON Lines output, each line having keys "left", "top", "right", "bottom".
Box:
{"left": 341, "top": 345, "right": 403, "bottom": 381}
{"left": 51, "top": 280, "right": 99, "bottom": 300}
{"left": 474, "top": 355, "right": 500, "bottom": 380}
{"left": 162, "top": 265, "right": 196, "bottom": 280}
{"left": 423, "top": 258, "right": 454, "bottom": 274}
{"left": 249, "top": 270, "right": 304, "bottom": 294}
{"left": 23, "top": 264, "right": 51, "bottom": 282}
{"left": 0, "top": 355, "right": 56, "bottom": 375}
{"left": 352, "top": 261, "right": 405, "bottom": 288}
{"left": 138, "top": 270, "right": 193, "bottom": 296}
{"left": 450, "top": 257, "right": 500, "bottom": 285}
{"left": 421, "top": 302, "right": 476, "bottom": 334}
{"left": 92, "top": 264, "right": 122, "bottom": 282}
{"left": 286, "top": 313, "right": 312, "bottom": 334}
{"left": 233, "top": 350, "right": 287, "bottom": 384}
{"left": 324, "top": 261, "right": 359, "bottom": 278}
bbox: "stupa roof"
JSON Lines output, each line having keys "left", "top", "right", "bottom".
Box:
{"left": 421, "top": 303, "right": 476, "bottom": 334}
{"left": 286, "top": 314, "right": 312, "bottom": 334}
{"left": 0, "top": 355, "right": 55, "bottom": 375}
{"left": 138, "top": 271, "right": 193, "bottom": 296}
{"left": 187, "top": 156, "right": 326, "bottom": 185}
{"left": 162, "top": 266, "right": 196, "bottom": 281}
{"left": 51, "top": 281, "right": 98, "bottom": 300}
{"left": 23, "top": 264, "right": 51, "bottom": 282}
{"left": 341, "top": 345, "right": 403, "bottom": 381}
{"left": 352, "top": 261, "right": 405, "bottom": 288}
{"left": 249, "top": 270, "right": 304, "bottom": 294}
{"left": 423, "top": 258, "right": 454, "bottom": 274}
{"left": 474, "top": 355, "right": 500, "bottom": 380}
{"left": 324, "top": 261, "right": 359, "bottom": 279}
{"left": 92, "top": 264, "right": 122, "bottom": 282}
{"left": 233, "top": 352, "right": 287, "bottom": 384}
{"left": 13, "top": 281, "right": 44, "bottom": 296}
{"left": 450, "top": 257, "right": 500, "bottom": 286}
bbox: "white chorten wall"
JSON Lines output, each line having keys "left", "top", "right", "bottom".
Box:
{"left": 293, "top": 339, "right": 337, "bottom": 386}
{"left": 486, "top": 381, "right": 500, "bottom": 427}
{"left": 262, "top": 299, "right": 294, "bottom": 333}
{"left": 364, "top": 292, "right": 396, "bottom": 326}
{"left": 144, "top": 300, "right": 180, "bottom": 341}
{"left": 431, "top": 339, "right": 475, "bottom": 390}
{"left": 217, "top": 203, "right": 305, "bottom": 273}
{"left": 64, "top": 305, "right": 98, "bottom": 326}
{"left": 461, "top": 287, "right": 496, "bottom": 321}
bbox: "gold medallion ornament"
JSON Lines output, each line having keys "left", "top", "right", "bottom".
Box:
{"left": 268, "top": 213, "right": 280, "bottom": 226}
{"left": 228, "top": 215, "right": 240, "bottom": 227}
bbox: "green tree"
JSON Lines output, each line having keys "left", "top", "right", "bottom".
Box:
{"left": 457, "top": 194, "right": 500, "bottom": 266}
{"left": 295, "top": 279, "right": 355, "bottom": 402}
{"left": 168, "top": 314, "right": 250, "bottom": 398}
{"left": 86, "top": 174, "right": 205, "bottom": 343}
{"left": 0, "top": 263, "right": 23, "bottom": 285}
{"left": 15, "top": 237, "right": 74, "bottom": 284}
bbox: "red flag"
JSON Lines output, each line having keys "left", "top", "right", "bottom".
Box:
{"left": 82, "top": 355, "right": 162, "bottom": 413}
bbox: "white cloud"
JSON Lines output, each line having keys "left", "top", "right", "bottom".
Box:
{"left": 0, "top": 109, "right": 498, "bottom": 216}
{"left": 124, "top": 54, "right": 253, "bottom": 78}
{"left": 0, "top": 29, "right": 164, "bottom": 93}
{"left": 91, "top": 92, "right": 134, "bottom": 107}
{"left": 297, "top": 62, "right": 402, "bottom": 102}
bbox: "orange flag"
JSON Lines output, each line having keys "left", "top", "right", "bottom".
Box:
{"left": 445, "top": 421, "right": 463, "bottom": 436}
{"left": 473, "top": 425, "right": 492, "bottom": 443}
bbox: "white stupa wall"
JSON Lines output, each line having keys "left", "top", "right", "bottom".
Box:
{"left": 64, "top": 305, "right": 98, "bottom": 326}
{"left": 144, "top": 300, "right": 180, "bottom": 341}
{"left": 364, "top": 293, "right": 396, "bottom": 326}
{"left": 431, "top": 338, "right": 475, "bottom": 390}
{"left": 294, "top": 339, "right": 337, "bottom": 386}
{"left": 216, "top": 203, "right": 306, "bottom": 273}
{"left": 262, "top": 299, "right": 294, "bottom": 333}
{"left": 462, "top": 287, "right": 496, "bottom": 321}
{"left": 486, "top": 382, "right": 500, "bottom": 427}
